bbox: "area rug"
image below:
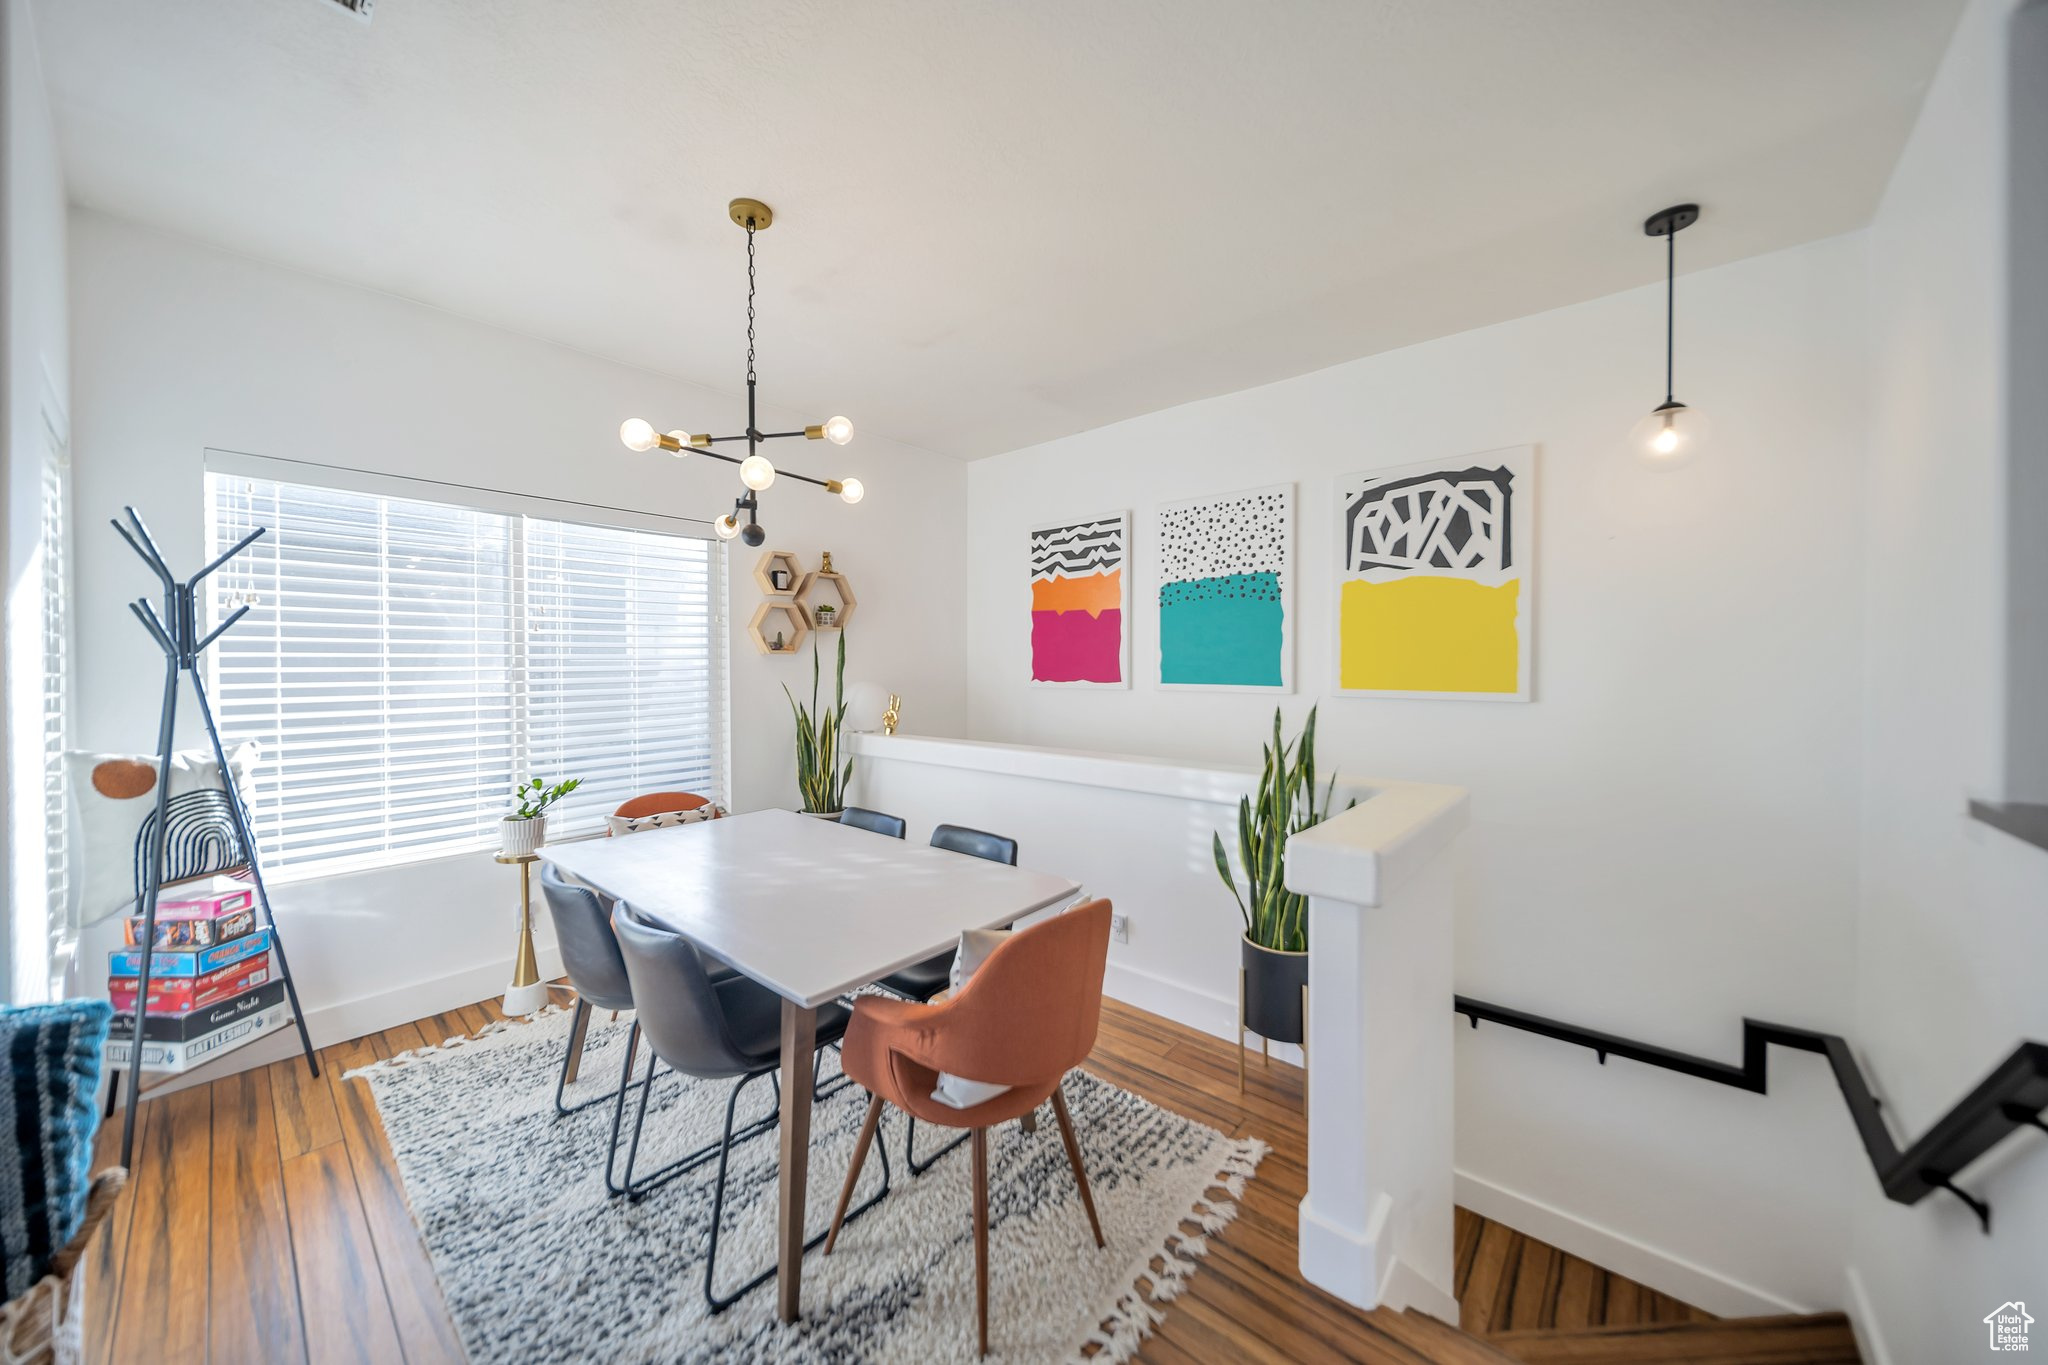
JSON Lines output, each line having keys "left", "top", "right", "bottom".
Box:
{"left": 347, "top": 1005, "right": 1265, "bottom": 1364}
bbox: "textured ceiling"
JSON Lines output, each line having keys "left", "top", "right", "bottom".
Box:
{"left": 36, "top": 0, "right": 1962, "bottom": 457}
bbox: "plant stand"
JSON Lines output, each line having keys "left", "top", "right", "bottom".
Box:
{"left": 1238, "top": 968, "right": 1308, "bottom": 1104}
{"left": 496, "top": 852, "right": 546, "bottom": 1015}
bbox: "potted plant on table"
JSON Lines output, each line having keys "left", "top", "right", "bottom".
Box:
{"left": 1213, "top": 706, "right": 1349, "bottom": 1052}
{"left": 786, "top": 632, "right": 852, "bottom": 818}
{"left": 501, "top": 775, "right": 581, "bottom": 856}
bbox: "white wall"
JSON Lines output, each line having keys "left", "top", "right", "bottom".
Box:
{"left": 964, "top": 236, "right": 1874, "bottom": 1312}
{"left": 2, "top": 0, "right": 69, "bottom": 1003}
{"left": 1851, "top": 0, "right": 2048, "bottom": 1359}
{"left": 66, "top": 210, "right": 967, "bottom": 1045}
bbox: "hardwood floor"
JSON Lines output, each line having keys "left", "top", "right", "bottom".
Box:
{"left": 83, "top": 992, "right": 1709, "bottom": 1364}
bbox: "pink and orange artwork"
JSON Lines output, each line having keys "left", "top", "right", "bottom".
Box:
{"left": 1029, "top": 512, "right": 1130, "bottom": 687}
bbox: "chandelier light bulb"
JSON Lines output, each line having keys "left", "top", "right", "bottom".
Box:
{"left": 619, "top": 418, "right": 658, "bottom": 452}
{"left": 741, "top": 522, "right": 766, "bottom": 547}
{"left": 740, "top": 454, "right": 776, "bottom": 490}
{"left": 714, "top": 513, "right": 742, "bottom": 540}
{"left": 823, "top": 415, "right": 854, "bottom": 445}
{"left": 666, "top": 431, "right": 690, "bottom": 456}
{"left": 838, "top": 477, "right": 865, "bottom": 505}
{"left": 1630, "top": 402, "right": 1708, "bottom": 467}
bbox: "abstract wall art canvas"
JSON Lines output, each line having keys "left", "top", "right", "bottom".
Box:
{"left": 1333, "top": 447, "right": 1534, "bottom": 701}
{"left": 1155, "top": 483, "right": 1294, "bottom": 692}
{"left": 1029, "top": 511, "right": 1130, "bottom": 687}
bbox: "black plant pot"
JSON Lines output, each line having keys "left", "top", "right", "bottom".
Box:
{"left": 1241, "top": 934, "right": 1307, "bottom": 1044}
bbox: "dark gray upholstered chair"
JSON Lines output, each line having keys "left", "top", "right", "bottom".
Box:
{"left": 610, "top": 902, "right": 889, "bottom": 1312}
{"left": 839, "top": 806, "right": 908, "bottom": 839}
{"left": 541, "top": 864, "right": 748, "bottom": 1197}
{"left": 879, "top": 824, "right": 1022, "bottom": 1174}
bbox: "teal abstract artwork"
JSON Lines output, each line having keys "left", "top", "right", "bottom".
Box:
{"left": 1154, "top": 484, "right": 1294, "bottom": 690}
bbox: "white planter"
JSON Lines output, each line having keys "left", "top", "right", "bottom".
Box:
{"left": 501, "top": 814, "right": 547, "bottom": 856}
{"left": 800, "top": 809, "right": 845, "bottom": 821}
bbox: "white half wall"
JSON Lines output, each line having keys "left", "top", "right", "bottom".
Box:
{"left": 964, "top": 236, "right": 1874, "bottom": 1310}
{"left": 65, "top": 210, "right": 968, "bottom": 1044}
{"left": 1852, "top": 0, "right": 2048, "bottom": 1360}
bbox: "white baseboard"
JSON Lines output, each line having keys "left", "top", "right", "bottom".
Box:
{"left": 110, "top": 947, "right": 565, "bottom": 1102}
{"left": 1841, "top": 1265, "right": 1895, "bottom": 1365}
{"left": 1453, "top": 1170, "right": 1808, "bottom": 1319}
{"left": 1102, "top": 958, "right": 1303, "bottom": 1067}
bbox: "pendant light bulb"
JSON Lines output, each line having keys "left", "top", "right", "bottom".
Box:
{"left": 619, "top": 418, "right": 658, "bottom": 452}
{"left": 741, "top": 522, "right": 766, "bottom": 547}
{"left": 740, "top": 454, "right": 776, "bottom": 490}
{"left": 823, "top": 415, "right": 854, "bottom": 445}
{"left": 1631, "top": 402, "right": 1708, "bottom": 467}
{"left": 838, "top": 477, "right": 865, "bottom": 505}
{"left": 666, "top": 431, "right": 690, "bottom": 456}
{"left": 714, "top": 513, "right": 741, "bottom": 541}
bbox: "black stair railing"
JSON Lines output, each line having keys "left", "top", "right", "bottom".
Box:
{"left": 1454, "top": 996, "right": 2048, "bottom": 1234}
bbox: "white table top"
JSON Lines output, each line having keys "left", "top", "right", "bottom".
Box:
{"left": 539, "top": 809, "right": 1082, "bottom": 1009}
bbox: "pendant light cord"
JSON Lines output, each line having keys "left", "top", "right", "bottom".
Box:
{"left": 746, "top": 225, "right": 758, "bottom": 388}
{"left": 1665, "top": 227, "right": 1676, "bottom": 405}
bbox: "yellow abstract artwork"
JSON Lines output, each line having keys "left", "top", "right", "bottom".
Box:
{"left": 1339, "top": 577, "right": 1520, "bottom": 693}
{"left": 1334, "top": 449, "right": 1533, "bottom": 699}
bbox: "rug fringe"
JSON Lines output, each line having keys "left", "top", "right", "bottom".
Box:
{"left": 1069, "top": 1134, "right": 1267, "bottom": 1365}
{"left": 342, "top": 1003, "right": 577, "bottom": 1080}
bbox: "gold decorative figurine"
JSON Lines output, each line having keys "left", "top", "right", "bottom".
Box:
{"left": 882, "top": 694, "right": 901, "bottom": 735}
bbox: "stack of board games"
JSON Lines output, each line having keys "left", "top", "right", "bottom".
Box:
{"left": 105, "top": 882, "right": 288, "bottom": 1073}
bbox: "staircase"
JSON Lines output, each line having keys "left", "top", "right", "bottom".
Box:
{"left": 1381, "top": 1308, "right": 1863, "bottom": 1363}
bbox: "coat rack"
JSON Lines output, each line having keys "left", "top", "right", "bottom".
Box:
{"left": 110, "top": 506, "right": 319, "bottom": 1168}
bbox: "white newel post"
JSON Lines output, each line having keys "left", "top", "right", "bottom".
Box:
{"left": 1285, "top": 783, "right": 1470, "bottom": 1317}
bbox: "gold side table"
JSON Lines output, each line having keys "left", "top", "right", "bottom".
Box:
{"left": 495, "top": 852, "right": 546, "bottom": 1016}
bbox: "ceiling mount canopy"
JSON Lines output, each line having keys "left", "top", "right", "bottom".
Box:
{"left": 619, "top": 198, "right": 862, "bottom": 546}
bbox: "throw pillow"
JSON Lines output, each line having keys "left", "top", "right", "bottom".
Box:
{"left": 66, "top": 744, "right": 259, "bottom": 925}
{"left": 931, "top": 927, "right": 1013, "bottom": 1111}
{"left": 604, "top": 804, "right": 725, "bottom": 837}
{"left": 0, "top": 1000, "right": 111, "bottom": 1299}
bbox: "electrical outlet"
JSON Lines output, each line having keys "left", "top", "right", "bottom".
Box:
{"left": 1110, "top": 914, "right": 1130, "bottom": 943}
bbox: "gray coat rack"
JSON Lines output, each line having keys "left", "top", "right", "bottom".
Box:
{"left": 111, "top": 506, "right": 318, "bottom": 1168}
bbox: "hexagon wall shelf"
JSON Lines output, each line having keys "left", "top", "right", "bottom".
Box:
{"left": 748, "top": 601, "right": 809, "bottom": 655}
{"left": 753, "top": 550, "right": 802, "bottom": 597}
{"left": 796, "top": 570, "right": 857, "bottom": 631}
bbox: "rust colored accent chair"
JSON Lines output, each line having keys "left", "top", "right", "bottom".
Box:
{"left": 610, "top": 790, "right": 719, "bottom": 823}
{"left": 824, "top": 898, "right": 1114, "bottom": 1357}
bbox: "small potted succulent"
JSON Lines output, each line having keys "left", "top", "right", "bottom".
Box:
{"left": 813, "top": 602, "right": 839, "bottom": 629}
{"left": 502, "top": 775, "right": 581, "bottom": 856}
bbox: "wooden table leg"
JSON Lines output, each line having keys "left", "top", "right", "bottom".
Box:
{"left": 777, "top": 999, "right": 818, "bottom": 1323}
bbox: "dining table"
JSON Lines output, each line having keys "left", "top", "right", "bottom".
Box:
{"left": 538, "top": 807, "right": 1082, "bottom": 1322}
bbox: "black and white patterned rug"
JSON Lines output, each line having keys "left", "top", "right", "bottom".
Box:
{"left": 348, "top": 1005, "right": 1265, "bottom": 1363}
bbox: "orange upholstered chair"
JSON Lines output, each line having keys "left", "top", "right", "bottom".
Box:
{"left": 824, "top": 898, "right": 1113, "bottom": 1357}
{"left": 611, "top": 791, "right": 718, "bottom": 822}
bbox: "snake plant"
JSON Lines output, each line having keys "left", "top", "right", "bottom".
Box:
{"left": 784, "top": 632, "right": 853, "bottom": 813}
{"left": 1212, "top": 706, "right": 1349, "bottom": 952}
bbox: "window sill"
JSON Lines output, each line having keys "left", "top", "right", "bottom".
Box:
{"left": 1968, "top": 800, "right": 2048, "bottom": 855}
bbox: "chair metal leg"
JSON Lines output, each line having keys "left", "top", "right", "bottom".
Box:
{"left": 904, "top": 1111, "right": 970, "bottom": 1175}
{"left": 1050, "top": 1081, "right": 1105, "bottom": 1249}
{"left": 972, "top": 1127, "right": 990, "bottom": 1358}
{"left": 706, "top": 1069, "right": 893, "bottom": 1314}
{"left": 615, "top": 1053, "right": 782, "bottom": 1204}
{"left": 812, "top": 1040, "right": 854, "bottom": 1102}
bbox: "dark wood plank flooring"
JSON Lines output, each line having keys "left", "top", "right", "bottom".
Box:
{"left": 84, "top": 992, "right": 1710, "bottom": 1363}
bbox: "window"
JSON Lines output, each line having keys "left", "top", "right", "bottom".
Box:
{"left": 204, "top": 464, "right": 726, "bottom": 878}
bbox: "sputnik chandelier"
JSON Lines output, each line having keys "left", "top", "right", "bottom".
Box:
{"left": 619, "top": 198, "right": 863, "bottom": 546}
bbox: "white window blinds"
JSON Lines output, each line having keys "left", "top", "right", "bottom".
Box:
{"left": 205, "top": 468, "right": 726, "bottom": 878}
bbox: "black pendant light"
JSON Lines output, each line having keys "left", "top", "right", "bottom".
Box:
{"left": 1631, "top": 203, "right": 1708, "bottom": 466}
{"left": 619, "top": 199, "right": 863, "bottom": 546}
